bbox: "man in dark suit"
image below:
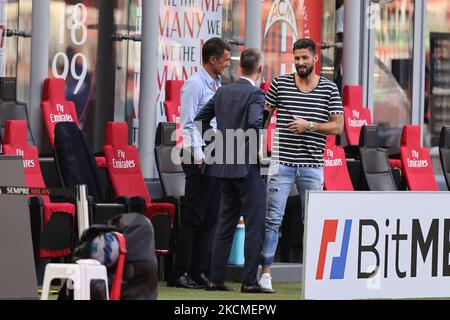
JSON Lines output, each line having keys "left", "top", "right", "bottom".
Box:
{"left": 194, "top": 48, "right": 273, "bottom": 293}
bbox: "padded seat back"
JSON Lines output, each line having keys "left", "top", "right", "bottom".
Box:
{"left": 359, "top": 125, "right": 397, "bottom": 191}
{"left": 54, "top": 121, "right": 103, "bottom": 202}
{"left": 260, "top": 82, "right": 277, "bottom": 153}
{"left": 0, "top": 78, "right": 32, "bottom": 144}
{"left": 41, "top": 78, "right": 78, "bottom": 147}
{"left": 440, "top": 126, "right": 450, "bottom": 190}
{"left": 343, "top": 85, "right": 363, "bottom": 108}
{"left": 400, "top": 125, "right": 438, "bottom": 191}
{"left": 342, "top": 85, "right": 372, "bottom": 145}
{"left": 163, "top": 80, "right": 184, "bottom": 145}
{"left": 260, "top": 81, "right": 271, "bottom": 93}
{"left": 343, "top": 106, "right": 372, "bottom": 146}
{"left": 104, "top": 122, "right": 151, "bottom": 203}
{"left": 324, "top": 135, "right": 354, "bottom": 191}
{"left": 155, "top": 122, "right": 185, "bottom": 198}
{"left": 3, "top": 120, "right": 75, "bottom": 259}
{"left": 3, "top": 120, "right": 50, "bottom": 203}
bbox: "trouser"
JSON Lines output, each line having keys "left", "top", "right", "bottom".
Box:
{"left": 261, "top": 164, "right": 324, "bottom": 268}
{"left": 209, "top": 166, "right": 266, "bottom": 285}
{"left": 173, "top": 161, "right": 219, "bottom": 278}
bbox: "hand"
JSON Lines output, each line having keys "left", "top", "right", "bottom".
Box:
{"left": 288, "top": 117, "right": 310, "bottom": 134}
{"left": 195, "top": 160, "right": 204, "bottom": 169}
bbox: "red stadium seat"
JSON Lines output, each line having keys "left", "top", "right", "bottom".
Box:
{"left": 343, "top": 85, "right": 402, "bottom": 176}
{"left": 343, "top": 85, "right": 363, "bottom": 109}
{"left": 41, "top": 78, "right": 78, "bottom": 147}
{"left": 163, "top": 80, "right": 184, "bottom": 146}
{"left": 3, "top": 120, "right": 75, "bottom": 258}
{"left": 260, "top": 82, "right": 277, "bottom": 154}
{"left": 260, "top": 81, "right": 271, "bottom": 93}
{"left": 41, "top": 78, "right": 106, "bottom": 167}
{"left": 342, "top": 85, "right": 372, "bottom": 146}
{"left": 399, "top": 125, "right": 438, "bottom": 191}
{"left": 324, "top": 135, "right": 354, "bottom": 191}
{"left": 103, "top": 122, "right": 175, "bottom": 255}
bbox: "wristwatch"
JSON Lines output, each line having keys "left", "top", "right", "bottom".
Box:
{"left": 309, "top": 121, "right": 315, "bottom": 132}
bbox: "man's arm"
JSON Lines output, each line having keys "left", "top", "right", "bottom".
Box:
{"left": 180, "top": 80, "right": 205, "bottom": 164}
{"left": 288, "top": 82, "right": 343, "bottom": 135}
{"left": 263, "top": 77, "right": 278, "bottom": 129}
{"left": 194, "top": 94, "right": 216, "bottom": 136}
{"left": 263, "top": 104, "right": 276, "bottom": 129}
{"left": 287, "top": 114, "right": 344, "bottom": 135}
{"left": 247, "top": 91, "right": 265, "bottom": 130}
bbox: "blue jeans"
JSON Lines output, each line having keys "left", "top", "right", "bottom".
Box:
{"left": 261, "top": 163, "right": 324, "bottom": 267}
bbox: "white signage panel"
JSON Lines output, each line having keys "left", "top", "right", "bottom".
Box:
{"left": 304, "top": 191, "right": 450, "bottom": 300}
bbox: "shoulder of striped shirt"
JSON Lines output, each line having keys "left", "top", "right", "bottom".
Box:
{"left": 275, "top": 73, "right": 294, "bottom": 81}
{"left": 319, "top": 77, "right": 338, "bottom": 88}
{"left": 275, "top": 75, "right": 337, "bottom": 88}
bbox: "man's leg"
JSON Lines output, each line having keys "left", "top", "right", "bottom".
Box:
{"left": 170, "top": 162, "right": 205, "bottom": 288}
{"left": 295, "top": 167, "right": 324, "bottom": 223}
{"left": 189, "top": 175, "right": 220, "bottom": 283}
{"left": 260, "top": 164, "right": 295, "bottom": 281}
{"left": 209, "top": 179, "right": 241, "bottom": 285}
{"left": 238, "top": 168, "right": 266, "bottom": 286}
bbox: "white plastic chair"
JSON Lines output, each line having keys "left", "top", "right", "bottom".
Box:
{"left": 41, "top": 259, "right": 109, "bottom": 300}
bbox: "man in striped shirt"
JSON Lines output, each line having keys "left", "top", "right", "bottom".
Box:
{"left": 259, "top": 38, "right": 344, "bottom": 291}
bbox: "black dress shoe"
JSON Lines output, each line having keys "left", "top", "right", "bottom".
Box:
{"left": 205, "top": 280, "right": 233, "bottom": 291}
{"left": 192, "top": 273, "right": 209, "bottom": 286}
{"left": 241, "top": 283, "right": 275, "bottom": 294}
{"left": 168, "top": 274, "right": 205, "bottom": 289}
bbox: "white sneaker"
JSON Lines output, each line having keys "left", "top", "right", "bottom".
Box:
{"left": 258, "top": 273, "right": 273, "bottom": 290}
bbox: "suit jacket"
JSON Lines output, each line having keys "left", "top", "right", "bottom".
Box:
{"left": 194, "top": 78, "right": 265, "bottom": 179}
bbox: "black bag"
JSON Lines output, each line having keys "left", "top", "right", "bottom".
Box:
{"left": 58, "top": 213, "right": 158, "bottom": 300}
{"left": 108, "top": 213, "right": 158, "bottom": 300}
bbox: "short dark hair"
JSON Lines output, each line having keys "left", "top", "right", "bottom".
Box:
{"left": 293, "top": 38, "right": 316, "bottom": 55}
{"left": 240, "top": 48, "right": 263, "bottom": 75}
{"left": 202, "top": 37, "right": 232, "bottom": 63}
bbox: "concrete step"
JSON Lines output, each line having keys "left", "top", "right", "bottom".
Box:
{"left": 226, "top": 263, "right": 303, "bottom": 283}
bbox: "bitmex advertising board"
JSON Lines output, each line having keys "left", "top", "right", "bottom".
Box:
{"left": 303, "top": 191, "right": 450, "bottom": 300}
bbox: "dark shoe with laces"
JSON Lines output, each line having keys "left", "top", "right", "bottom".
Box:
{"left": 241, "top": 283, "right": 275, "bottom": 294}
{"left": 168, "top": 274, "right": 205, "bottom": 289}
{"left": 192, "top": 273, "right": 209, "bottom": 286}
{"left": 205, "top": 280, "right": 233, "bottom": 292}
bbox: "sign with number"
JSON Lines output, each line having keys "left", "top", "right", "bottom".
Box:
{"left": 49, "top": 0, "right": 98, "bottom": 127}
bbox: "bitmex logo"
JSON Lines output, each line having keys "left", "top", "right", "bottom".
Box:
{"left": 316, "top": 220, "right": 352, "bottom": 280}
{"left": 315, "top": 218, "right": 450, "bottom": 281}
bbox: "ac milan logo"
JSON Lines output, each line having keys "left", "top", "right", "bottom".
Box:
{"left": 264, "top": 0, "right": 298, "bottom": 40}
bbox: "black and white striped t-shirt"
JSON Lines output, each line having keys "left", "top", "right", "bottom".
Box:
{"left": 266, "top": 74, "right": 343, "bottom": 167}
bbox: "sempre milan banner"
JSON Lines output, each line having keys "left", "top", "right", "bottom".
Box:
{"left": 262, "top": 0, "right": 322, "bottom": 83}
{"left": 157, "top": 0, "right": 223, "bottom": 123}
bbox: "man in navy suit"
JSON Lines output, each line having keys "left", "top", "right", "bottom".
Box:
{"left": 194, "top": 48, "right": 273, "bottom": 293}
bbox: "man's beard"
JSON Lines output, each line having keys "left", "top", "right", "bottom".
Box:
{"left": 296, "top": 65, "right": 314, "bottom": 79}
